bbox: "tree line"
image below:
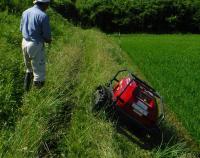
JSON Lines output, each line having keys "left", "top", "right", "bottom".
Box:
{"left": 1, "top": 0, "right": 200, "bottom": 33}
{"left": 74, "top": 0, "right": 200, "bottom": 33}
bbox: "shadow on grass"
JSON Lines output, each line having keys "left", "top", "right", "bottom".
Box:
{"left": 37, "top": 100, "right": 74, "bottom": 157}
{"left": 93, "top": 106, "right": 189, "bottom": 152}
{"left": 114, "top": 112, "right": 180, "bottom": 150}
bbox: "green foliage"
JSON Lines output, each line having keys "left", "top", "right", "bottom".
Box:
{"left": 74, "top": 0, "right": 200, "bottom": 33}
{"left": 0, "top": 0, "right": 32, "bottom": 13}
{"left": 2, "top": 0, "right": 200, "bottom": 33}
{"left": 51, "top": 0, "right": 79, "bottom": 23}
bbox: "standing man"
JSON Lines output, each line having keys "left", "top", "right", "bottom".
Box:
{"left": 20, "top": 0, "right": 52, "bottom": 91}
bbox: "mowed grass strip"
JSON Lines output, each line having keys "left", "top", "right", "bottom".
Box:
{"left": 57, "top": 30, "right": 153, "bottom": 158}
{"left": 116, "top": 34, "right": 200, "bottom": 145}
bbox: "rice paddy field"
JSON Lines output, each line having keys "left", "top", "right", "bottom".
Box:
{"left": 115, "top": 34, "right": 200, "bottom": 144}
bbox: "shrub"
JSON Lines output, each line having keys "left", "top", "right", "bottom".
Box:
{"left": 74, "top": 0, "right": 200, "bottom": 33}
{"left": 0, "top": 0, "right": 32, "bottom": 13}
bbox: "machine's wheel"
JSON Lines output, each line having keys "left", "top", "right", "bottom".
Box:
{"left": 93, "top": 86, "right": 111, "bottom": 111}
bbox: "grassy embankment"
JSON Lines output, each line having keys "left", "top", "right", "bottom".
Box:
{"left": 116, "top": 34, "right": 200, "bottom": 145}
{"left": 0, "top": 8, "right": 199, "bottom": 158}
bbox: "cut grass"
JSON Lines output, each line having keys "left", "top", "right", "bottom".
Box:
{"left": 114, "top": 34, "right": 200, "bottom": 146}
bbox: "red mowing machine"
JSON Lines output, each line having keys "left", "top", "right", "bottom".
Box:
{"left": 94, "top": 70, "right": 165, "bottom": 132}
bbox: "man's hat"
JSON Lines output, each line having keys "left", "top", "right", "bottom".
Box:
{"left": 33, "top": 0, "right": 50, "bottom": 4}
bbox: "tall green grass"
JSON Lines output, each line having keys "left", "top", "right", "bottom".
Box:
{"left": 116, "top": 34, "right": 200, "bottom": 145}
{"left": 0, "top": 11, "right": 24, "bottom": 130}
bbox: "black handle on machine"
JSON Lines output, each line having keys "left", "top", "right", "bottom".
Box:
{"left": 109, "top": 69, "right": 130, "bottom": 103}
{"left": 110, "top": 69, "right": 161, "bottom": 98}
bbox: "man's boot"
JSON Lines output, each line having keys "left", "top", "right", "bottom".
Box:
{"left": 24, "top": 72, "right": 33, "bottom": 91}
{"left": 33, "top": 81, "right": 45, "bottom": 89}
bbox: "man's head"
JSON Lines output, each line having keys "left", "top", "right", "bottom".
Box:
{"left": 33, "top": 0, "right": 50, "bottom": 11}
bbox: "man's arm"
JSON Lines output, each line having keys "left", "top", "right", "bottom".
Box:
{"left": 42, "top": 16, "right": 52, "bottom": 43}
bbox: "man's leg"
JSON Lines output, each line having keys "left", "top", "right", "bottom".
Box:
{"left": 31, "top": 43, "right": 46, "bottom": 89}
{"left": 22, "top": 39, "right": 33, "bottom": 91}
{"left": 24, "top": 72, "right": 33, "bottom": 91}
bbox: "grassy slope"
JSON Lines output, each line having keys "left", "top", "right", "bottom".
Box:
{"left": 0, "top": 10, "right": 198, "bottom": 158}
{"left": 0, "top": 11, "right": 25, "bottom": 156}
{"left": 116, "top": 34, "right": 200, "bottom": 145}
